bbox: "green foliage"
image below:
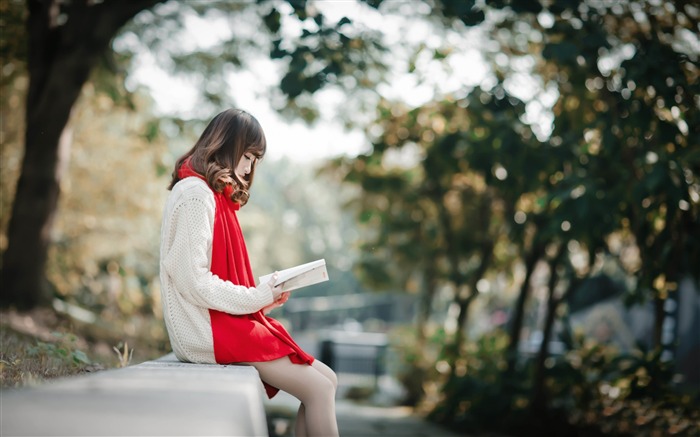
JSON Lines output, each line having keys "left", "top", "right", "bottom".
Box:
{"left": 427, "top": 330, "right": 535, "bottom": 435}
{"left": 426, "top": 330, "right": 700, "bottom": 437}
{"left": 1, "top": 73, "right": 173, "bottom": 348}
{"left": 545, "top": 337, "right": 700, "bottom": 437}
{"left": 0, "top": 0, "right": 28, "bottom": 84}
{"left": 28, "top": 332, "right": 92, "bottom": 368}
{"left": 269, "top": 7, "right": 387, "bottom": 121}
{"left": 331, "top": 2, "right": 698, "bottom": 435}
{"left": 116, "top": 0, "right": 388, "bottom": 121}
{"left": 3, "top": 3, "right": 697, "bottom": 435}
{"left": 532, "top": 0, "right": 700, "bottom": 306}
{"left": 328, "top": 86, "right": 538, "bottom": 364}
{"left": 389, "top": 325, "right": 445, "bottom": 406}
{"left": 0, "top": 327, "right": 100, "bottom": 388}
{"left": 438, "top": 0, "right": 486, "bottom": 26}
{"left": 244, "top": 157, "right": 366, "bottom": 299}
{"left": 0, "top": 74, "right": 25, "bottom": 247}
{"left": 0, "top": 312, "right": 153, "bottom": 388}
{"left": 43, "top": 88, "right": 170, "bottom": 324}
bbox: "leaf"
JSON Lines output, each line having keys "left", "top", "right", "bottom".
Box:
{"left": 72, "top": 350, "right": 91, "bottom": 365}
{"left": 270, "top": 39, "right": 287, "bottom": 59}
{"left": 361, "top": 0, "right": 383, "bottom": 9}
{"left": 542, "top": 41, "right": 579, "bottom": 63}
{"left": 644, "top": 166, "right": 666, "bottom": 193}
{"left": 439, "top": 0, "right": 485, "bottom": 26}
{"left": 287, "top": 0, "right": 308, "bottom": 19}
{"left": 511, "top": 0, "right": 542, "bottom": 14}
{"left": 460, "top": 10, "right": 486, "bottom": 26}
{"left": 280, "top": 72, "right": 304, "bottom": 98}
{"left": 263, "top": 9, "right": 282, "bottom": 33}
{"left": 549, "top": 0, "right": 580, "bottom": 15}
{"left": 143, "top": 120, "right": 159, "bottom": 143}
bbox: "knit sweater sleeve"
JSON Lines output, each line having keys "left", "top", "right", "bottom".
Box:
{"left": 161, "top": 183, "right": 275, "bottom": 315}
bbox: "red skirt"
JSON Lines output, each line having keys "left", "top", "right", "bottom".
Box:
{"left": 209, "top": 309, "right": 314, "bottom": 398}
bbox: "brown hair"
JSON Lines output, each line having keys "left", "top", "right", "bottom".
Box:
{"left": 168, "top": 109, "right": 266, "bottom": 205}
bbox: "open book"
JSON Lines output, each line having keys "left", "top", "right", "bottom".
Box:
{"left": 258, "top": 259, "right": 329, "bottom": 292}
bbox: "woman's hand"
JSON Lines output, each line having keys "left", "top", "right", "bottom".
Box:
{"left": 262, "top": 291, "right": 290, "bottom": 315}
{"left": 268, "top": 273, "right": 285, "bottom": 300}
{"left": 262, "top": 272, "right": 289, "bottom": 314}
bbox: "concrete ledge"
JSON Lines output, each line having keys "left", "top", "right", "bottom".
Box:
{"left": 1, "top": 353, "right": 268, "bottom": 436}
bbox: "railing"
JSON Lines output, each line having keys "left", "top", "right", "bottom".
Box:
{"left": 319, "top": 331, "right": 388, "bottom": 390}
{"left": 282, "top": 293, "right": 415, "bottom": 332}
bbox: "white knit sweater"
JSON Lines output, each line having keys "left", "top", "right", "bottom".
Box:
{"left": 159, "top": 177, "right": 275, "bottom": 363}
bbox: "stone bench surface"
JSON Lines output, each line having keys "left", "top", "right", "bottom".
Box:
{"left": 1, "top": 353, "right": 268, "bottom": 436}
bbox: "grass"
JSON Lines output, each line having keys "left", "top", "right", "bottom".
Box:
{"left": 0, "top": 307, "right": 159, "bottom": 388}
{"left": 0, "top": 327, "right": 96, "bottom": 387}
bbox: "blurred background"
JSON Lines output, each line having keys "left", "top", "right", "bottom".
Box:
{"left": 1, "top": 1, "right": 698, "bottom": 436}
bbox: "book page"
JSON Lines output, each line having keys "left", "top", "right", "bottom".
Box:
{"left": 276, "top": 259, "right": 326, "bottom": 284}
{"left": 280, "top": 265, "right": 328, "bottom": 292}
{"left": 258, "top": 259, "right": 328, "bottom": 292}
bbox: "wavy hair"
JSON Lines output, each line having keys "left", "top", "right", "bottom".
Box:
{"left": 169, "top": 109, "right": 266, "bottom": 205}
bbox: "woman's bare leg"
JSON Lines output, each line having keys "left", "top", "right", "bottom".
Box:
{"left": 247, "top": 357, "right": 338, "bottom": 437}
{"left": 295, "top": 360, "right": 337, "bottom": 436}
{"left": 311, "top": 360, "right": 338, "bottom": 390}
{"left": 295, "top": 403, "right": 307, "bottom": 437}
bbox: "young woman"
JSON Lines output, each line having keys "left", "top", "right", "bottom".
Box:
{"left": 159, "top": 108, "right": 339, "bottom": 437}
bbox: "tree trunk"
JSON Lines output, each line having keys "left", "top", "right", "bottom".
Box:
{"left": 450, "top": 241, "right": 493, "bottom": 362}
{"left": 531, "top": 245, "right": 565, "bottom": 418}
{"left": 653, "top": 294, "right": 666, "bottom": 349}
{"left": 531, "top": 246, "right": 585, "bottom": 426}
{"left": 506, "top": 242, "right": 544, "bottom": 374}
{"left": 401, "top": 259, "right": 439, "bottom": 407}
{"left": 0, "top": 0, "right": 162, "bottom": 309}
{"left": 416, "top": 260, "right": 438, "bottom": 347}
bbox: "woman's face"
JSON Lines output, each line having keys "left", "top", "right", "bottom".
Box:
{"left": 234, "top": 151, "right": 257, "bottom": 182}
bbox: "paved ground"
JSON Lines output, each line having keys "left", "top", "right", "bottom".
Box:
{"left": 264, "top": 332, "right": 467, "bottom": 436}
{"left": 336, "top": 400, "right": 465, "bottom": 437}
{"left": 265, "top": 388, "right": 465, "bottom": 437}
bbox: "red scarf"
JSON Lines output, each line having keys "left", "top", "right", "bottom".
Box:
{"left": 177, "top": 159, "right": 314, "bottom": 398}
{"left": 177, "top": 160, "right": 256, "bottom": 288}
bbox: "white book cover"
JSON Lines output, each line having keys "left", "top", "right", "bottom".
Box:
{"left": 258, "top": 259, "right": 329, "bottom": 292}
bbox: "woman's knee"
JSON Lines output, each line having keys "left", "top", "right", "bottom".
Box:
{"left": 253, "top": 359, "right": 335, "bottom": 404}
{"left": 289, "top": 373, "right": 335, "bottom": 407}
{"left": 320, "top": 366, "right": 338, "bottom": 391}
{"left": 313, "top": 360, "right": 338, "bottom": 390}
{"left": 327, "top": 368, "right": 338, "bottom": 391}
{"left": 315, "top": 374, "right": 337, "bottom": 402}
